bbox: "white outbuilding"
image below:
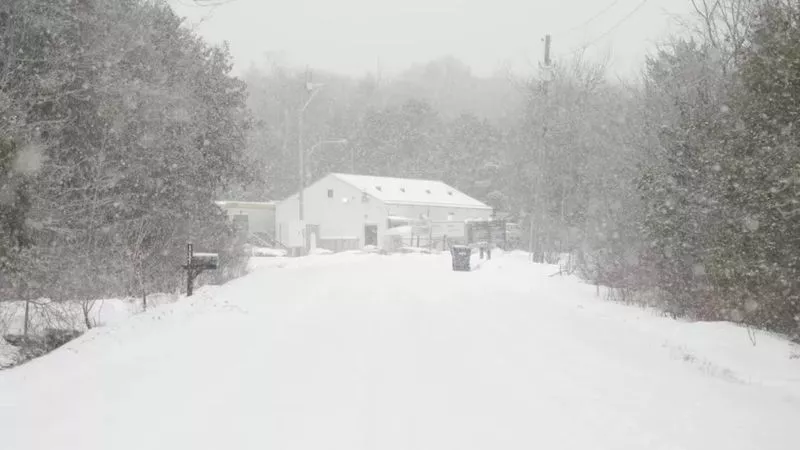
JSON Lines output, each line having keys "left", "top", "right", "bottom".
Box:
{"left": 275, "top": 173, "right": 492, "bottom": 252}
{"left": 215, "top": 200, "right": 277, "bottom": 244}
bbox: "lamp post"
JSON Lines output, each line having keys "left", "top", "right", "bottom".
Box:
{"left": 298, "top": 77, "right": 323, "bottom": 224}
{"left": 305, "top": 138, "right": 348, "bottom": 180}
{"left": 307, "top": 138, "right": 348, "bottom": 156}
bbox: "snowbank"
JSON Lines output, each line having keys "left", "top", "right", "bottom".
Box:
{"left": 0, "top": 340, "right": 18, "bottom": 369}
{"left": 249, "top": 247, "right": 287, "bottom": 257}
{"left": 0, "top": 293, "right": 181, "bottom": 336}
{"left": 309, "top": 248, "right": 333, "bottom": 255}
{"left": 480, "top": 256, "right": 800, "bottom": 397}
{"left": 399, "top": 246, "right": 432, "bottom": 253}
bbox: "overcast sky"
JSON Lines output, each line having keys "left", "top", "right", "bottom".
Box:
{"left": 169, "top": 0, "right": 695, "bottom": 78}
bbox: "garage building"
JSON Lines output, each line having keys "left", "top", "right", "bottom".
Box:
{"left": 275, "top": 173, "right": 492, "bottom": 252}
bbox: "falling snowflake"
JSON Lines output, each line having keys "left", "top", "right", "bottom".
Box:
{"left": 13, "top": 142, "right": 45, "bottom": 175}
{"left": 743, "top": 216, "right": 760, "bottom": 232}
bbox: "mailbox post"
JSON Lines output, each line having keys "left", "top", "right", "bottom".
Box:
{"left": 186, "top": 243, "right": 193, "bottom": 296}
{"left": 184, "top": 243, "right": 219, "bottom": 297}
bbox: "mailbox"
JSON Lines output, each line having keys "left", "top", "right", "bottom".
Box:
{"left": 184, "top": 243, "right": 219, "bottom": 297}
{"left": 191, "top": 253, "right": 219, "bottom": 271}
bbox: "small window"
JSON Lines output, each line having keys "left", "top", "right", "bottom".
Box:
{"left": 400, "top": 187, "right": 406, "bottom": 193}
{"left": 375, "top": 186, "right": 382, "bottom": 192}
{"left": 447, "top": 191, "right": 453, "bottom": 196}
{"left": 327, "top": 189, "right": 333, "bottom": 198}
{"left": 361, "top": 193, "right": 369, "bottom": 203}
{"left": 425, "top": 189, "right": 432, "bottom": 194}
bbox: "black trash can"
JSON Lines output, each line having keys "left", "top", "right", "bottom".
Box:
{"left": 451, "top": 245, "right": 472, "bottom": 271}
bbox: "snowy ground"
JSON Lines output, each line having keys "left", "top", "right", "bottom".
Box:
{"left": 0, "top": 294, "right": 182, "bottom": 336}
{"left": 0, "top": 294, "right": 182, "bottom": 367}
{"left": 1, "top": 251, "right": 799, "bottom": 450}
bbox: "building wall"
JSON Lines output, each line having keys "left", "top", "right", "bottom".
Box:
{"left": 385, "top": 204, "right": 492, "bottom": 222}
{"left": 276, "top": 175, "right": 492, "bottom": 251}
{"left": 275, "top": 174, "right": 390, "bottom": 250}
{"left": 219, "top": 205, "right": 275, "bottom": 236}
{"left": 275, "top": 196, "right": 300, "bottom": 247}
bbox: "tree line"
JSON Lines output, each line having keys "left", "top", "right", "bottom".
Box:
{"left": 2, "top": 0, "right": 798, "bottom": 339}
{"left": 519, "top": 0, "right": 799, "bottom": 338}
{"left": 1, "top": 0, "right": 252, "bottom": 315}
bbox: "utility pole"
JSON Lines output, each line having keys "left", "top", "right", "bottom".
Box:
{"left": 298, "top": 68, "right": 311, "bottom": 224}
{"left": 298, "top": 68, "right": 325, "bottom": 256}
{"left": 298, "top": 106, "right": 304, "bottom": 221}
{"left": 533, "top": 34, "right": 552, "bottom": 263}
{"left": 282, "top": 108, "right": 289, "bottom": 153}
{"left": 186, "top": 243, "right": 193, "bottom": 296}
{"left": 376, "top": 56, "right": 383, "bottom": 89}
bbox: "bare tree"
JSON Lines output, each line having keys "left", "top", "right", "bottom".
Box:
{"left": 689, "top": 0, "right": 757, "bottom": 71}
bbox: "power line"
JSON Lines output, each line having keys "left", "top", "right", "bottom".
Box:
{"left": 188, "top": 0, "right": 238, "bottom": 6}
{"left": 564, "top": 0, "right": 652, "bottom": 57}
{"left": 589, "top": 0, "right": 651, "bottom": 44}
{"left": 554, "top": 0, "right": 623, "bottom": 37}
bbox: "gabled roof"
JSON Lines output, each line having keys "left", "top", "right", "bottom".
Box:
{"left": 332, "top": 173, "right": 491, "bottom": 209}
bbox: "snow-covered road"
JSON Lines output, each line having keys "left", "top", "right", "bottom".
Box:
{"left": 2, "top": 252, "right": 799, "bottom": 450}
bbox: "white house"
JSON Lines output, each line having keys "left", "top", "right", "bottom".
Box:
{"left": 275, "top": 173, "right": 493, "bottom": 252}
{"left": 215, "top": 201, "right": 277, "bottom": 244}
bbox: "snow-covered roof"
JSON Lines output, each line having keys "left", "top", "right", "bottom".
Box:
{"left": 215, "top": 200, "right": 277, "bottom": 210}
{"left": 332, "top": 174, "right": 491, "bottom": 209}
{"left": 388, "top": 215, "right": 415, "bottom": 222}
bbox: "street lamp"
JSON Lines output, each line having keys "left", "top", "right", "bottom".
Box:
{"left": 305, "top": 138, "right": 348, "bottom": 178}
{"left": 298, "top": 75, "right": 324, "bottom": 224}
{"left": 307, "top": 138, "right": 348, "bottom": 158}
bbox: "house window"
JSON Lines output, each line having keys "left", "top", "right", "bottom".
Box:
{"left": 375, "top": 186, "right": 382, "bottom": 192}
{"left": 327, "top": 189, "right": 333, "bottom": 198}
{"left": 400, "top": 187, "right": 406, "bottom": 193}
{"left": 362, "top": 193, "right": 369, "bottom": 203}
{"left": 425, "top": 189, "right": 432, "bottom": 194}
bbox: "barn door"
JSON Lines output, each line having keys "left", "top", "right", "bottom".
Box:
{"left": 305, "top": 224, "right": 320, "bottom": 252}
{"left": 364, "top": 224, "right": 378, "bottom": 247}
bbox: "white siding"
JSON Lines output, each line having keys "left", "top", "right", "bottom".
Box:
{"left": 275, "top": 196, "right": 300, "bottom": 247}
{"left": 276, "top": 174, "right": 491, "bottom": 251}
{"left": 308, "top": 175, "right": 361, "bottom": 240}
{"left": 220, "top": 206, "right": 275, "bottom": 235}
{"left": 275, "top": 174, "right": 390, "bottom": 249}
{"left": 386, "top": 205, "right": 491, "bottom": 223}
